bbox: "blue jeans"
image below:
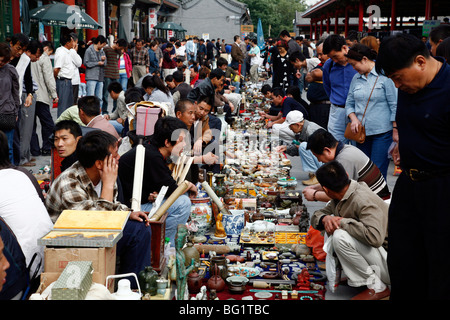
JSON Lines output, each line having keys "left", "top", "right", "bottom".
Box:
{"left": 296, "top": 74, "right": 304, "bottom": 93}
{"left": 231, "top": 81, "right": 240, "bottom": 93}
{"left": 119, "top": 73, "right": 128, "bottom": 91}
{"left": 299, "top": 142, "right": 322, "bottom": 173}
{"left": 356, "top": 130, "right": 393, "bottom": 180}
{"left": 86, "top": 80, "right": 103, "bottom": 101}
{"left": 4, "top": 128, "right": 14, "bottom": 164}
{"left": 109, "top": 120, "right": 124, "bottom": 136}
{"left": 78, "top": 82, "right": 86, "bottom": 97}
{"left": 141, "top": 194, "right": 191, "bottom": 247}
{"left": 328, "top": 104, "right": 350, "bottom": 144}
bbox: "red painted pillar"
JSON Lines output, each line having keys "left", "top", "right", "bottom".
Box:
{"left": 11, "top": 0, "right": 21, "bottom": 34}
{"left": 320, "top": 17, "right": 323, "bottom": 36}
{"left": 345, "top": 6, "right": 350, "bottom": 37}
{"left": 327, "top": 14, "right": 330, "bottom": 33}
{"left": 85, "top": 0, "right": 99, "bottom": 40}
{"left": 335, "top": 11, "right": 339, "bottom": 34}
{"left": 314, "top": 20, "right": 317, "bottom": 40}
{"left": 391, "top": 0, "right": 397, "bottom": 31}
{"left": 425, "top": 0, "right": 432, "bottom": 20}
{"left": 310, "top": 20, "right": 313, "bottom": 39}
{"left": 358, "top": 0, "right": 364, "bottom": 32}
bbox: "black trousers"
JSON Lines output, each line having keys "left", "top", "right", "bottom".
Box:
{"left": 388, "top": 172, "right": 450, "bottom": 299}
{"left": 309, "top": 102, "right": 330, "bottom": 130}
{"left": 30, "top": 101, "right": 55, "bottom": 155}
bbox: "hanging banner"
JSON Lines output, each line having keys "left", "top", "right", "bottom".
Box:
{"left": 149, "top": 8, "right": 157, "bottom": 36}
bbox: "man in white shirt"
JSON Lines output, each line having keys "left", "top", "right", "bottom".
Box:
{"left": 69, "top": 33, "right": 82, "bottom": 105}
{"left": 54, "top": 33, "right": 78, "bottom": 117}
{"left": 248, "top": 39, "right": 261, "bottom": 84}
{"left": 176, "top": 39, "right": 187, "bottom": 61}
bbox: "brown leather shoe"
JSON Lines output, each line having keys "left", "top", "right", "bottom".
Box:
{"left": 351, "top": 287, "right": 390, "bottom": 300}
{"left": 20, "top": 161, "right": 36, "bottom": 167}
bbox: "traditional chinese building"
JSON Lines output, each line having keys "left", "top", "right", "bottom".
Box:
{"left": 169, "top": 0, "right": 252, "bottom": 42}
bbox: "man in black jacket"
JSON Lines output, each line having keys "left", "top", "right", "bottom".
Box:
{"left": 118, "top": 117, "right": 198, "bottom": 246}
{"left": 187, "top": 68, "right": 225, "bottom": 104}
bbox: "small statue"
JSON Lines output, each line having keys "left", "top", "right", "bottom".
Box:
{"left": 212, "top": 202, "right": 227, "bottom": 238}
{"left": 298, "top": 205, "right": 310, "bottom": 233}
{"left": 176, "top": 224, "right": 195, "bottom": 300}
{"left": 237, "top": 198, "right": 244, "bottom": 210}
{"left": 214, "top": 212, "right": 227, "bottom": 238}
{"left": 297, "top": 268, "right": 311, "bottom": 290}
{"left": 196, "top": 286, "right": 208, "bottom": 300}
{"left": 209, "top": 289, "right": 218, "bottom": 300}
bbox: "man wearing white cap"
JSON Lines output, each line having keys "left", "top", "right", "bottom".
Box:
{"left": 276, "top": 110, "right": 324, "bottom": 185}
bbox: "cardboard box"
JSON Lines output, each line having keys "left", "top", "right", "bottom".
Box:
{"left": 136, "top": 106, "right": 161, "bottom": 136}
{"left": 43, "top": 246, "right": 116, "bottom": 291}
{"left": 38, "top": 210, "right": 130, "bottom": 248}
{"left": 51, "top": 261, "right": 93, "bottom": 300}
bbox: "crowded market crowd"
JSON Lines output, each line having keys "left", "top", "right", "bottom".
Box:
{"left": 1, "top": 22, "right": 450, "bottom": 301}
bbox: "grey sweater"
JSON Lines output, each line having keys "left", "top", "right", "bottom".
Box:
{"left": 0, "top": 64, "right": 20, "bottom": 116}
{"left": 83, "top": 44, "right": 106, "bottom": 82}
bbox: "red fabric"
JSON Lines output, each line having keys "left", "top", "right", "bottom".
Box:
{"left": 305, "top": 226, "right": 326, "bottom": 261}
{"left": 51, "top": 148, "right": 62, "bottom": 181}
{"left": 190, "top": 74, "right": 199, "bottom": 87}
{"left": 119, "top": 52, "right": 132, "bottom": 78}
{"left": 188, "top": 279, "right": 326, "bottom": 300}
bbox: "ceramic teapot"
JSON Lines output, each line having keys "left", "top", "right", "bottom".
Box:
{"left": 207, "top": 264, "right": 225, "bottom": 292}
{"left": 187, "top": 270, "right": 205, "bottom": 294}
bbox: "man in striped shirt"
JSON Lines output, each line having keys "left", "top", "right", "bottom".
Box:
{"left": 303, "top": 128, "right": 390, "bottom": 202}
{"left": 102, "top": 39, "right": 128, "bottom": 115}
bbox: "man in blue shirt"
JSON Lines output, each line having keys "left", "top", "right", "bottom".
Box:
{"left": 376, "top": 33, "right": 450, "bottom": 300}
{"left": 322, "top": 35, "right": 358, "bottom": 143}
{"left": 185, "top": 37, "right": 198, "bottom": 62}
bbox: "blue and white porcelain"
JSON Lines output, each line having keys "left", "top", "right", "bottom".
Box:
{"left": 222, "top": 210, "right": 245, "bottom": 235}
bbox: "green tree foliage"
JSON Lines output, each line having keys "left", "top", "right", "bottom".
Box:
{"left": 240, "top": 0, "right": 307, "bottom": 38}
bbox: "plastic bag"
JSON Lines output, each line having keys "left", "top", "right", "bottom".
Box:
{"left": 322, "top": 234, "right": 342, "bottom": 293}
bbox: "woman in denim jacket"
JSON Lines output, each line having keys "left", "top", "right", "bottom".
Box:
{"left": 345, "top": 44, "right": 398, "bottom": 179}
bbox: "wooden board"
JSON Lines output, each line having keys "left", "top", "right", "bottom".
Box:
{"left": 53, "top": 210, "right": 130, "bottom": 230}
